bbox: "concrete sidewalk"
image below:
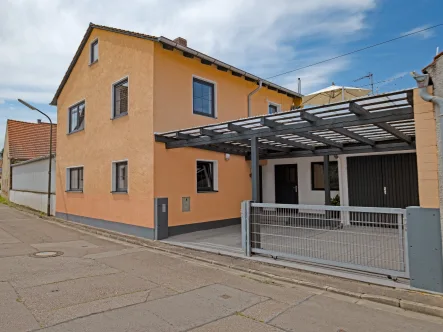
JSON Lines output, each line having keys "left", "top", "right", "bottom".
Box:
{"left": 1, "top": 204, "right": 443, "bottom": 331}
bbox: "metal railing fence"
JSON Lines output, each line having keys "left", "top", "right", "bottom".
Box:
{"left": 242, "top": 202, "right": 408, "bottom": 278}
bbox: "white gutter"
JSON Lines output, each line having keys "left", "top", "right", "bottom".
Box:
{"left": 248, "top": 81, "right": 262, "bottom": 117}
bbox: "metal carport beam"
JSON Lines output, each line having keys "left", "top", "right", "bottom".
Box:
{"left": 349, "top": 102, "right": 412, "bottom": 144}
{"left": 155, "top": 134, "right": 248, "bottom": 156}
{"left": 164, "top": 107, "right": 414, "bottom": 149}
{"left": 227, "top": 123, "right": 291, "bottom": 152}
{"left": 300, "top": 111, "right": 375, "bottom": 146}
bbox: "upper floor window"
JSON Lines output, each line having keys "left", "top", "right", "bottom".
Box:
{"left": 268, "top": 103, "right": 280, "bottom": 114}
{"left": 113, "top": 78, "right": 129, "bottom": 118}
{"left": 193, "top": 77, "right": 215, "bottom": 118}
{"left": 69, "top": 101, "right": 85, "bottom": 133}
{"left": 90, "top": 39, "right": 98, "bottom": 64}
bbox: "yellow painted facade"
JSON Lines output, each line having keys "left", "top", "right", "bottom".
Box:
{"left": 55, "top": 27, "right": 299, "bottom": 229}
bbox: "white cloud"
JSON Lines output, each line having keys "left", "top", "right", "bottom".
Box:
{"left": 0, "top": 99, "right": 4, "bottom": 105}
{"left": 0, "top": 0, "right": 375, "bottom": 103}
{"left": 401, "top": 25, "right": 435, "bottom": 39}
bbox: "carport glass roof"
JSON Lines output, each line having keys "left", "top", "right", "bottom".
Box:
{"left": 155, "top": 89, "right": 415, "bottom": 159}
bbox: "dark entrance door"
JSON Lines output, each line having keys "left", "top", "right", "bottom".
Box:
{"left": 348, "top": 153, "right": 419, "bottom": 208}
{"left": 275, "top": 164, "right": 298, "bottom": 204}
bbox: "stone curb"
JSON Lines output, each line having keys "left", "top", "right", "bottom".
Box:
{"left": 4, "top": 202, "right": 443, "bottom": 319}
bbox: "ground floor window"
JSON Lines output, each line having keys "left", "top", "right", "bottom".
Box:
{"left": 311, "top": 161, "right": 339, "bottom": 191}
{"left": 197, "top": 160, "right": 217, "bottom": 192}
{"left": 67, "top": 167, "right": 83, "bottom": 191}
{"left": 112, "top": 161, "right": 128, "bottom": 192}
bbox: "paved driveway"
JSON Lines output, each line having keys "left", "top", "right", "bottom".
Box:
{"left": 1, "top": 204, "right": 442, "bottom": 331}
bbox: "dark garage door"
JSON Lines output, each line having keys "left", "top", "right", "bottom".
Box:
{"left": 348, "top": 153, "right": 419, "bottom": 209}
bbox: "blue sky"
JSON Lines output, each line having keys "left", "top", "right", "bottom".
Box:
{"left": 0, "top": 0, "right": 442, "bottom": 150}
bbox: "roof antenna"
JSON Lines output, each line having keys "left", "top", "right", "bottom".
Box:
{"left": 354, "top": 72, "right": 374, "bottom": 95}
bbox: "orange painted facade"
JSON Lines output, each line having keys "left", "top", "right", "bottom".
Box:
{"left": 55, "top": 27, "right": 299, "bottom": 230}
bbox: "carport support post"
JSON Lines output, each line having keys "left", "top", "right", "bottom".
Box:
{"left": 251, "top": 136, "right": 260, "bottom": 202}
{"left": 250, "top": 136, "right": 261, "bottom": 249}
{"left": 324, "top": 155, "right": 331, "bottom": 205}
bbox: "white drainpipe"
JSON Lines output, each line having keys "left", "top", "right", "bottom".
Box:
{"left": 248, "top": 81, "right": 263, "bottom": 117}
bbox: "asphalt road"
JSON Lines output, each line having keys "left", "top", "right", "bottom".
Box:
{"left": 1, "top": 204, "right": 442, "bottom": 331}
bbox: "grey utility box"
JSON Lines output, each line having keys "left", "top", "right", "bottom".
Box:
{"left": 406, "top": 207, "right": 443, "bottom": 293}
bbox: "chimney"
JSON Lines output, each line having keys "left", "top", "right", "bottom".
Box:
{"left": 37, "top": 119, "right": 42, "bottom": 124}
{"left": 173, "top": 37, "right": 187, "bottom": 47}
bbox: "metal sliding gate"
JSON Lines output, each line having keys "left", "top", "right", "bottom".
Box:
{"left": 241, "top": 202, "right": 409, "bottom": 278}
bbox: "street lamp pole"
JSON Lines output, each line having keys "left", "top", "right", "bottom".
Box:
{"left": 17, "top": 99, "right": 53, "bottom": 216}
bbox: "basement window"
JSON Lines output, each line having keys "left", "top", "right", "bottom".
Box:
{"left": 311, "top": 161, "right": 339, "bottom": 191}
{"left": 68, "top": 101, "right": 85, "bottom": 133}
{"left": 112, "top": 78, "right": 129, "bottom": 118}
{"left": 197, "top": 160, "right": 218, "bottom": 193}
{"left": 67, "top": 167, "right": 83, "bottom": 192}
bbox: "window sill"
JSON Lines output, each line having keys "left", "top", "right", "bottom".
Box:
{"left": 193, "top": 111, "right": 216, "bottom": 119}
{"left": 89, "top": 60, "right": 98, "bottom": 66}
{"left": 111, "top": 191, "right": 128, "bottom": 194}
{"left": 66, "top": 190, "right": 83, "bottom": 193}
{"left": 67, "top": 128, "right": 84, "bottom": 135}
{"left": 197, "top": 190, "right": 219, "bottom": 194}
{"left": 111, "top": 112, "right": 128, "bottom": 120}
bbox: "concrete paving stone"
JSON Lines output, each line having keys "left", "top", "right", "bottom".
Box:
{"left": 220, "top": 273, "right": 319, "bottom": 305}
{"left": 0, "top": 242, "right": 37, "bottom": 257}
{"left": 17, "top": 272, "right": 158, "bottom": 313}
{"left": 83, "top": 247, "right": 149, "bottom": 259}
{"left": 190, "top": 314, "right": 282, "bottom": 331}
{"left": 97, "top": 251, "right": 218, "bottom": 292}
{"left": 32, "top": 240, "right": 99, "bottom": 250}
{"left": 0, "top": 228, "right": 21, "bottom": 244}
{"left": 0, "top": 282, "right": 40, "bottom": 332}
{"left": 241, "top": 299, "right": 291, "bottom": 323}
{"left": 142, "top": 284, "right": 266, "bottom": 331}
{"left": 270, "top": 293, "right": 443, "bottom": 332}
{"left": 2, "top": 256, "right": 119, "bottom": 288}
{"left": 35, "top": 286, "right": 177, "bottom": 327}
{"left": 39, "top": 305, "right": 177, "bottom": 332}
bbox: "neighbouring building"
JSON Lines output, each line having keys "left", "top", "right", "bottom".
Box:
{"left": 51, "top": 23, "right": 301, "bottom": 238}
{"left": 1, "top": 120, "right": 57, "bottom": 198}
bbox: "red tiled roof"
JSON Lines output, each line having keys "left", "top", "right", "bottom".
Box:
{"left": 7, "top": 120, "right": 57, "bottom": 160}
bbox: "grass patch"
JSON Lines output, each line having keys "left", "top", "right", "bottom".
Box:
{"left": 0, "top": 195, "right": 9, "bottom": 205}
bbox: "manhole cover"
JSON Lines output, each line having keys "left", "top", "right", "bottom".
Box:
{"left": 30, "top": 251, "right": 63, "bottom": 258}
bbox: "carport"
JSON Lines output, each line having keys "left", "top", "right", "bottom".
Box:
{"left": 155, "top": 88, "right": 417, "bottom": 277}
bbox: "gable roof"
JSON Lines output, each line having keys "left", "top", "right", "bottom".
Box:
{"left": 6, "top": 120, "right": 57, "bottom": 160}
{"left": 50, "top": 23, "right": 302, "bottom": 106}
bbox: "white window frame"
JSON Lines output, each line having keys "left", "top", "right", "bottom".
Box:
{"left": 192, "top": 75, "right": 217, "bottom": 119}
{"left": 111, "top": 159, "right": 129, "bottom": 193}
{"left": 67, "top": 99, "right": 86, "bottom": 134}
{"left": 196, "top": 159, "right": 218, "bottom": 193}
{"left": 66, "top": 165, "right": 84, "bottom": 192}
{"left": 268, "top": 101, "right": 281, "bottom": 114}
{"left": 111, "top": 76, "right": 129, "bottom": 119}
{"left": 89, "top": 38, "right": 99, "bottom": 65}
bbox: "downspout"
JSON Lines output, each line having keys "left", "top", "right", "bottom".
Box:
{"left": 248, "top": 81, "right": 262, "bottom": 117}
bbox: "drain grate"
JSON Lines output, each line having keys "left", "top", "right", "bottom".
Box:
{"left": 30, "top": 251, "right": 63, "bottom": 258}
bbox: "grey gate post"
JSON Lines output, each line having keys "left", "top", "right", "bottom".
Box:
{"left": 241, "top": 200, "right": 251, "bottom": 256}
{"left": 407, "top": 207, "right": 443, "bottom": 293}
{"left": 154, "top": 197, "right": 169, "bottom": 240}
